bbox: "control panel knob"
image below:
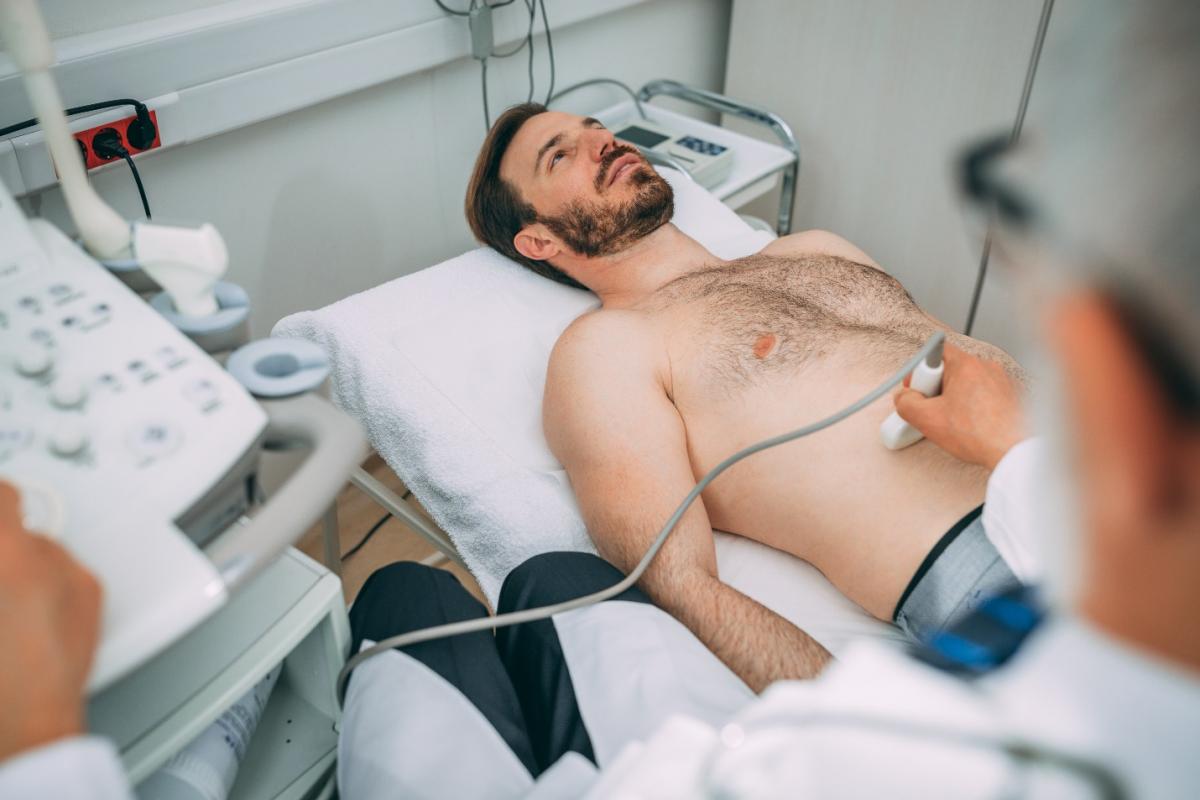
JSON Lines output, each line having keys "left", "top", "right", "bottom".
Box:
{"left": 15, "top": 346, "right": 53, "bottom": 377}
{"left": 49, "top": 426, "right": 89, "bottom": 457}
{"left": 49, "top": 377, "right": 87, "bottom": 409}
{"left": 11, "top": 479, "right": 67, "bottom": 538}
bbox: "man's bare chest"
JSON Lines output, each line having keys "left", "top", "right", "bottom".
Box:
{"left": 643, "top": 254, "right": 933, "bottom": 396}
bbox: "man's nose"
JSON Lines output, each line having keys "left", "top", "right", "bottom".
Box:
{"left": 586, "top": 127, "right": 616, "bottom": 161}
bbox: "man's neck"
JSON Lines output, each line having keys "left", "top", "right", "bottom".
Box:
{"left": 568, "top": 224, "right": 721, "bottom": 308}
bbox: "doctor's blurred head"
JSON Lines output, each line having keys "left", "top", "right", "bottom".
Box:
{"left": 983, "top": 0, "right": 1199, "bottom": 667}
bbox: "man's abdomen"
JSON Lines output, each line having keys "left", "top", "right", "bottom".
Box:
{"left": 681, "top": 357, "right": 989, "bottom": 621}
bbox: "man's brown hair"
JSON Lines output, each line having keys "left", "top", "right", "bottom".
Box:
{"left": 465, "top": 102, "right": 586, "bottom": 290}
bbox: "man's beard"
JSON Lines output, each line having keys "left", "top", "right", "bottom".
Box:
{"left": 538, "top": 147, "right": 674, "bottom": 258}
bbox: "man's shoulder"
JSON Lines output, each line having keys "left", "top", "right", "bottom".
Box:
{"left": 759, "top": 228, "right": 882, "bottom": 269}
{"left": 545, "top": 309, "right": 665, "bottom": 414}
{"left": 551, "top": 308, "right": 658, "bottom": 368}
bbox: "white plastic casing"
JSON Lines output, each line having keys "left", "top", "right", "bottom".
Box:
{"left": 0, "top": 180, "right": 267, "bottom": 691}
{"left": 134, "top": 222, "right": 227, "bottom": 317}
{"left": 880, "top": 358, "right": 944, "bottom": 450}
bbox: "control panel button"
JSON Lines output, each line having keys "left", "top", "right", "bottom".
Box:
{"left": 0, "top": 425, "right": 31, "bottom": 453}
{"left": 50, "top": 377, "right": 87, "bottom": 409}
{"left": 126, "top": 421, "right": 183, "bottom": 460}
{"left": 15, "top": 346, "right": 53, "bottom": 377}
{"left": 11, "top": 479, "right": 66, "bottom": 538}
{"left": 184, "top": 379, "right": 219, "bottom": 407}
{"left": 49, "top": 425, "right": 89, "bottom": 457}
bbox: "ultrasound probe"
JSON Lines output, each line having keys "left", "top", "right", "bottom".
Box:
{"left": 879, "top": 337, "right": 946, "bottom": 450}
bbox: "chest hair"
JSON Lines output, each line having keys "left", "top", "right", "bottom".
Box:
{"left": 648, "top": 254, "right": 935, "bottom": 388}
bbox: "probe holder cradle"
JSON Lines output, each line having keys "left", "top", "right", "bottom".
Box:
{"left": 149, "top": 280, "right": 250, "bottom": 355}
{"left": 226, "top": 337, "right": 331, "bottom": 399}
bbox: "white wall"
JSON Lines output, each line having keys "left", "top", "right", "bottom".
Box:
{"left": 31, "top": 0, "right": 238, "bottom": 39}
{"left": 19, "top": 0, "right": 732, "bottom": 336}
{"left": 724, "top": 0, "right": 1044, "bottom": 357}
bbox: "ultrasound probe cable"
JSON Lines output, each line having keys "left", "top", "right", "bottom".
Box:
{"left": 336, "top": 331, "right": 949, "bottom": 706}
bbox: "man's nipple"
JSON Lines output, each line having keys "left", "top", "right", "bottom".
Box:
{"left": 752, "top": 334, "right": 777, "bottom": 359}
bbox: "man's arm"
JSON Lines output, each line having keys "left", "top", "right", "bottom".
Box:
{"left": 545, "top": 313, "right": 830, "bottom": 692}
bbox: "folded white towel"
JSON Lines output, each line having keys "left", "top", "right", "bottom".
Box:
{"left": 277, "top": 248, "right": 602, "bottom": 599}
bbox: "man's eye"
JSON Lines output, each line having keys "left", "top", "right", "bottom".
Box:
{"left": 551, "top": 152, "right": 564, "bottom": 169}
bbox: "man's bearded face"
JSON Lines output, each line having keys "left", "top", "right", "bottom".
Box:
{"left": 501, "top": 112, "right": 675, "bottom": 259}
{"left": 537, "top": 143, "right": 674, "bottom": 257}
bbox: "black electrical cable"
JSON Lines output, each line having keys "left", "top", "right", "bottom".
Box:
{"left": 539, "top": 0, "right": 554, "bottom": 106}
{"left": 432, "top": 0, "right": 471, "bottom": 16}
{"left": 342, "top": 512, "right": 391, "bottom": 560}
{"left": 433, "top": 0, "right": 516, "bottom": 16}
{"left": 341, "top": 489, "right": 412, "bottom": 560}
{"left": 963, "top": 0, "right": 1053, "bottom": 335}
{"left": 488, "top": 0, "right": 537, "bottom": 103}
{"left": 92, "top": 131, "right": 152, "bottom": 219}
{"left": 530, "top": 0, "right": 540, "bottom": 104}
{"left": 492, "top": 0, "right": 535, "bottom": 58}
{"left": 119, "top": 152, "right": 152, "bottom": 219}
{"left": 436, "top": 0, "right": 540, "bottom": 127}
{"left": 549, "top": 78, "right": 648, "bottom": 119}
{"left": 480, "top": 59, "right": 492, "bottom": 130}
{"left": 0, "top": 98, "right": 152, "bottom": 140}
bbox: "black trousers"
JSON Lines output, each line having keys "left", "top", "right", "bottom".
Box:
{"left": 348, "top": 552, "right": 651, "bottom": 778}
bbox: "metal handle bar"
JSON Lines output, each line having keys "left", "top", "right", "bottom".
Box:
{"left": 206, "top": 393, "right": 368, "bottom": 591}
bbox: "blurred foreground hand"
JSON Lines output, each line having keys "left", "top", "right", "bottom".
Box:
{"left": 0, "top": 481, "right": 102, "bottom": 762}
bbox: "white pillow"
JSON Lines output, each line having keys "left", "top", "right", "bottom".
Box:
{"left": 274, "top": 168, "right": 903, "bottom": 654}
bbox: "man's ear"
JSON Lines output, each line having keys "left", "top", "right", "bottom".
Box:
{"left": 1047, "top": 291, "right": 1180, "bottom": 532}
{"left": 513, "top": 224, "right": 561, "bottom": 263}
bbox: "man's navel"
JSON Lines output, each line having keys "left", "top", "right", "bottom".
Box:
{"left": 753, "top": 333, "right": 778, "bottom": 359}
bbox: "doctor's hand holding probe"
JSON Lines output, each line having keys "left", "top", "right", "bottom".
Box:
{"left": 893, "top": 343, "right": 1030, "bottom": 470}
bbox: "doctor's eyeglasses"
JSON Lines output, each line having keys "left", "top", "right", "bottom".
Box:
{"left": 957, "top": 134, "right": 1034, "bottom": 233}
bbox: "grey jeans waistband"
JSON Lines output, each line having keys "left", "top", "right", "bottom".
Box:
{"left": 894, "top": 507, "right": 1020, "bottom": 644}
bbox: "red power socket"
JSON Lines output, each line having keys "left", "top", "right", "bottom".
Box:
{"left": 73, "top": 109, "right": 161, "bottom": 169}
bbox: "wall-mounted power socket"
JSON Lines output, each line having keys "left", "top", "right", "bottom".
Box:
{"left": 73, "top": 109, "right": 161, "bottom": 170}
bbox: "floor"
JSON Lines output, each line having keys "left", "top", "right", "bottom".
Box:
{"left": 295, "top": 453, "right": 487, "bottom": 607}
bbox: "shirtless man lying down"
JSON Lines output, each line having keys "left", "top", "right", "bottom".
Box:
{"left": 465, "top": 103, "right": 1026, "bottom": 691}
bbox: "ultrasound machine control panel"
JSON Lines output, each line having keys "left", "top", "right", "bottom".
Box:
{"left": 0, "top": 177, "right": 268, "bottom": 691}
